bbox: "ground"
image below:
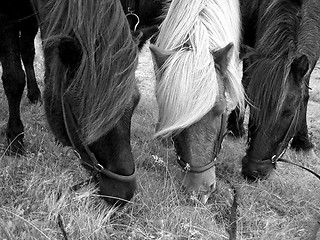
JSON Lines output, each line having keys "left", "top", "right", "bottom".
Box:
{"left": 0, "top": 36, "right": 319, "bottom": 239}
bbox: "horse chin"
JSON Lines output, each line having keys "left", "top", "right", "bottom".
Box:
{"left": 241, "top": 155, "right": 274, "bottom": 181}
{"left": 179, "top": 167, "right": 216, "bottom": 204}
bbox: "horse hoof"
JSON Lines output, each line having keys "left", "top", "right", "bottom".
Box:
{"left": 5, "top": 137, "right": 25, "bottom": 156}
{"left": 6, "top": 143, "right": 25, "bottom": 156}
{"left": 27, "top": 90, "right": 42, "bottom": 104}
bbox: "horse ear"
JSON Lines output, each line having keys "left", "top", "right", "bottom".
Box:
{"left": 58, "top": 37, "right": 82, "bottom": 70}
{"left": 240, "top": 44, "right": 254, "bottom": 60}
{"left": 291, "top": 55, "right": 309, "bottom": 82}
{"left": 132, "top": 25, "right": 159, "bottom": 51}
{"left": 212, "top": 42, "right": 234, "bottom": 75}
{"left": 149, "top": 44, "right": 173, "bottom": 69}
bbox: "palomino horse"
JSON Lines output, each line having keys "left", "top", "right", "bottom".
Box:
{"left": 30, "top": 0, "right": 156, "bottom": 205}
{"left": 150, "top": 0, "right": 244, "bottom": 203}
{"left": 228, "top": 0, "right": 320, "bottom": 180}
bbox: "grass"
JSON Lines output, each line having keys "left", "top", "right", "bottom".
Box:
{"left": 0, "top": 37, "right": 319, "bottom": 239}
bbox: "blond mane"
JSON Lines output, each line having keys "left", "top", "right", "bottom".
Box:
{"left": 154, "top": 0, "right": 244, "bottom": 137}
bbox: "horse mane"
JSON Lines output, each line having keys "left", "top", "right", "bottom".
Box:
{"left": 42, "top": 0, "right": 138, "bottom": 144}
{"left": 154, "top": 0, "right": 244, "bottom": 137}
{"left": 246, "top": 0, "right": 304, "bottom": 128}
{"left": 139, "top": 0, "right": 170, "bottom": 27}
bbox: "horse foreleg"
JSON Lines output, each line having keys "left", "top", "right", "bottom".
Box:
{"left": 20, "top": 18, "right": 41, "bottom": 104}
{"left": 227, "top": 58, "right": 250, "bottom": 138}
{"left": 291, "top": 84, "right": 315, "bottom": 156}
{"left": 1, "top": 29, "right": 26, "bottom": 154}
{"left": 227, "top": 107, "right": 245, "bottom": 137}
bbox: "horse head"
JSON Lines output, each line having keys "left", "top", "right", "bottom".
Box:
{"left": 242, "top": 54, "right": 310, "bottom": 180}
{"left": 151, "top": 43, "right": 239, "bottom": 203}
{"left": 41, "top": 0, "right": 154, "bottom": 205}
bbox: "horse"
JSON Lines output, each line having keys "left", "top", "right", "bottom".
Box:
{"left": 228, "top": 0, "right": 320, "bottom": 180}
{"left": 150, "top": 0, "right": 244, "bottom": 203}
{"left": 0, "top": 0, "right": 41, "bottom": 154}
{"left": 0, "top": 0, "right": 163, "bottom": 155}
{"left": 28, "top": 0, "right": 157, "bottom": 205}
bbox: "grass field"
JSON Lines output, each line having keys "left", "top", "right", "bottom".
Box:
{"left": 0, "top": 36, "right": 319, "bottom": 240}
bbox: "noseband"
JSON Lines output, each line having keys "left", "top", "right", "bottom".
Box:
{"left": 60, "top": 84, "right": 136, "bottom": 183}
{"left": 176, "top": 113, "right": 228, "bottom": 173}
{"left": 264, "top": 108, "right": 300, "bottom": 166}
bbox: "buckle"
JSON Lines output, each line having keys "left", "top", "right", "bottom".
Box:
{"left": 183, "top": 163, "right": 191, "bottom": 172}
{"left": 95, "top": 163, "right": 104, "bottom": 172}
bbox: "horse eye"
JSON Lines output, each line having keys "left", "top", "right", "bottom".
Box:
{"left": 282, "top": 109, "right": 293, "bottom": 118}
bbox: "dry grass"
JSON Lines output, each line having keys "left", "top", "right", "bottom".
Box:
{"left": 0, "top": 37, "right": 319, "bottom": 239}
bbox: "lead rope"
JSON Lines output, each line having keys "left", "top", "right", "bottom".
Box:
{"left": 56, "top": 190, "right": 69, "bottom": 240}
{"left": 228, "top": 185, "right": 238, "bottom": 240}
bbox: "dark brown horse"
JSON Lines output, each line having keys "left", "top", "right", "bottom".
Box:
{"left": 228, "top": 0, "right": 320, "bottom": 180}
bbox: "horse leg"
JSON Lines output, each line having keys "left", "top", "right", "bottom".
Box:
{"left": 20, "top": 17, "right": 41, "bottom": 103}
{"left": 291, "top": 86, "right": 314, "bottom": 155}
{"left": 227, "top": 107, "right": 245, "bottom": 137}
{"left": 1, "top": 28, "right": 26, "bottom": 154}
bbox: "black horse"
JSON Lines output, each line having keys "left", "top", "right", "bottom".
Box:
{"left": 0, "top": 0, "right": 163, "bottom": 154}
{"left": 1, "top": 0, "right": 159, "bottom": 205}
{"left": 228, "top": 0, "right": 320, "bottom": 179}
{"left": 0, "top": 0, "right": 41, "bottom": 153}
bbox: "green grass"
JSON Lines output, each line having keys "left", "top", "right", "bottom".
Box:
{"left": 0, "top": 39, "right": 319, "bottom": 239}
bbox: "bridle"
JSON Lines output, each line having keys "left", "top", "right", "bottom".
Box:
{"left": 249, "top": 107, "right": 320, "bottom": 180}
{"left": 124, "top": 0, "right": 140, "bottom": 31}
{"left": 176, "top": 113, "right": 228, "bottom": 173}
{"left": 60, "top": 83, "right": 136, "bottom": 183}
{"left": 263, "top": 107, "right": 300, "bottom": 166}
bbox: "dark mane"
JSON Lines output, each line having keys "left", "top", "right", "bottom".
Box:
{"left": 42, "top": 0, "right": 138, "bottom": 144}
{"left": 139, "top": 0, "right": 168, "bottom": 27}
{"left": 246, "top": 0, "right": 302, "bottom": 128}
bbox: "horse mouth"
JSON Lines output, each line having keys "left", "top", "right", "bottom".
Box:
{"left": 189, "top": 182, "right": 217, "bottom": 204}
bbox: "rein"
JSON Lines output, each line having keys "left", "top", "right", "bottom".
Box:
{"left": 60, "top": 83, "right": 136, "bottom": 183}
{"left": 176, "top": 113, "right": 228, "bottom": 173}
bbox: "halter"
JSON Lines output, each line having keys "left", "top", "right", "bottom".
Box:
{"left": 251, "top": 107, "right": 320, "bottom": 180}
{"left": 125, "top": 0, "right": 140, "bottom": 31}
{"left": 176, "top": 113, "right": 228, "bottom": 173}
{"left": 60, "top": 83, "right": 136, "bottom": 183}
{"left": 266, "top": 108, "right": 300, "bottom": 166}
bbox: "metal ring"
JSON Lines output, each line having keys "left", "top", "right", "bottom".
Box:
{"left": 95, "top": 163, "right": 104, "bottom": 172}
{"left": 125, "top": 12, "right": 140, "bottom": 31}
{"left": 184, "top": 163, "right": 191, "bottom": 172}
